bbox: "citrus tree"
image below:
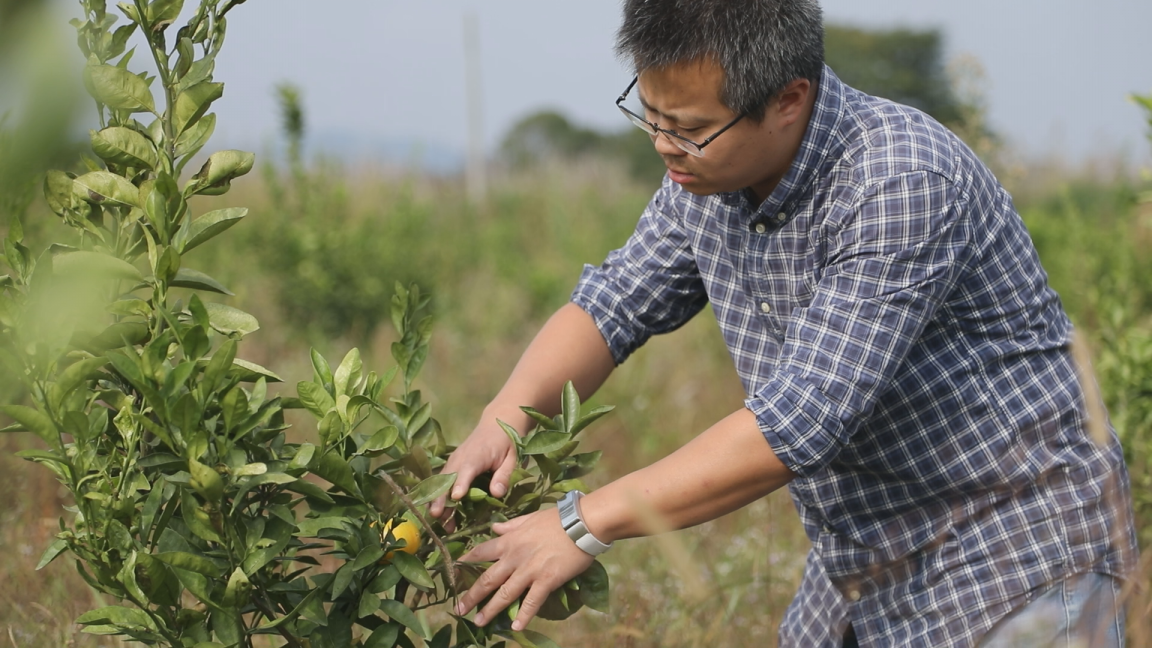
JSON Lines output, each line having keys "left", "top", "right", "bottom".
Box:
{"left": 0, "top": 1, "right": 610, "bottom": 646}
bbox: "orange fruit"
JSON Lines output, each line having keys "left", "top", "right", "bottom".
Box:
{"left": 379, "top": 519, "right": 421, "bottom": 562}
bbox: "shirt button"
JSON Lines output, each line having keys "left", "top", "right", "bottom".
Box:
{"left": 847, "top": 589, "right": 861, "bottom": 602}
{"left": 754, "top": 223, "right": 766, "bottom": 234}
{"left": 776, "top": 212, "right": 787, "bottom": 223}
{"left": 760, "top": 302, "right": 771, "bottom": 314}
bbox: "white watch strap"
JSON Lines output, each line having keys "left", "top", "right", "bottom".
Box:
{"left": 558, "top": 490, "right": 612, "bottom": 556}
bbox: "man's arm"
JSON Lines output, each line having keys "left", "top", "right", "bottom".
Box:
{"left": 430, "top": 303, "right": 616, "bottom": 517}
{"left": 454, "top": 407, "right": 796, "bottom": 630}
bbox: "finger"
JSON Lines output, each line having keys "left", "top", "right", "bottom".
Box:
{"left": 458, "top": 536, "right": 502, "bottom": 564}
{"left": 489, "top": 448, "right": 518, "bottom": 498}
{"left": 449, "top": 463, "right": 483, "bottom": 501}
{"left": 492, "top": 514, "right": 531, "bottom": 536}
{"left": 511, "top": 581, "right": 554, "bottom": 632}
{"left": 455, "top": 558, "right": 512, "bottom": 617}
{"left": 476, "top": 573, "right": 530, "bottom": 627}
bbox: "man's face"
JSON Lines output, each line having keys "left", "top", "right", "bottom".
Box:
{"left": 635, "top": 58, "right": 813, "bottom": 203}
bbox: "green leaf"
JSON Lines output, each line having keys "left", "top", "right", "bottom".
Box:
{"left": 175, "top": 207, "right": 246, "bottom": 253}
{"left": 230, "top": 357, "right": 283, "bottom": 383}
{"left": 361, "top": 426, "right": 400, "bottom": 455}
{"left": 311, "top": 452, "right": 361, "bottom": 497}
{"left": 146, "top": 0, "right": 184, "bottom": 27}
{"left": 523, "top": 431, "right": 570, "bottom": 456}
{"left": 575, "top": 559, "right": 610, "bottom": 612}
{"left": 51, "top": 356, "right": 110, "bottom": 411}
{"left": 330, "top": 561, "right": 355, "bottom": 600}
{"left": 185, "top": 149, "right": 254, "bottom": 196}
{"left": 173, "top": 81, "right": 223, "bottom": 135}
{"left": 289, "top": 444, "right": 315, "bottom": 470}
{"left": 90, "top": 126, "right": 158, "bottom": 169}
{"left": 509, "top": 629, "right": 563, "bottom": 648}
{"left": 406, "top": 472, "right": 457, "bottom": 507}
{"left": 44, "top": 170, "right": 77, "bottom": 216}
{"left": 73, "top": 171, "right": 142, "bottom": 207}
{"left": 379, "top": 600, "right": 428, "bottom": 640}
{"left": 82, "top": 321, "right": 150, "bottom": 352}
{"left": 0, "top": 405, "right": 58, "bottom": 448}
{"left": 52, "top": 250, "right": 143, "bottom": 283}
{"left": 84, "top": 64, "right": 156, "bottom": 113}
{"left": 285, "top": 478, "right": 334, "bottom": 504}
{"left": 203, "top": 302, "right": 259, "bottom": 336}
{"left": 390, "top": 551, "right": 434, "bottom": 590}
{"left": 297, "top": 380, "right": 335, "bottom": 419}
{"left": 76, "top": 605, "right": 157, "bottom": 630}
{"left": 174, "top": 112, "right": 216, "bottom": 160}
{"left": 351, "top": 544, "right": 386, "bottom": 571}
{"left": 310, "top": 348, "right": 334, "bottom": 389}
{"left": 333, "top": 347, "right": 362, "bottom": 396}
{"left": 497, "top": 419, "right": 524, "bottom": 450}
{"left": 189, "top": 458, "right": 224, "bottom": 501}
{"left": 180, "top": 489, "right": 223, "bottom": 543}
{"left": 152, "top": 551, "right": 223, "bottom": 577}
{"left": 357, "top": 589, "right": 381, "bottom": 619}
{"left": 364, "top": 622, "right": 401, "bottom": 648}
{"left": 36, "top": 538, "right": 68, "bottom": 570}
{"left": 520, "top": 406, "right": 559, "bottom": 430}
{"left": 368, "top": 565, "right": 401, "bottom": 593}
{"left": 222, "top": 567, "right": 252, "bottom": 606}
{"left": 562, "top": 382, "right": 580, "bottom": 433}
{"left": 170, "top": 267, "right": 233, "bottom": 295}
{"left": 569, "top": 405, "right": 614, "bottom": 437}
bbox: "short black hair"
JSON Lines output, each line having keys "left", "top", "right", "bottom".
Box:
{"left": 615, "top": 0, "right": 825, "bottom": 121}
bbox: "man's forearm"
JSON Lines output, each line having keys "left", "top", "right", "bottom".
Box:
{"left": 483, "top": 302, "right": 616, "bottom": 429}
{"left": 579, "top": 407, "right": 796, "bottom": 542}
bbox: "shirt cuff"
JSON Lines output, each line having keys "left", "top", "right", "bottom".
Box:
{"left": 744, "top": 371, "right": 851, "bottom": 478}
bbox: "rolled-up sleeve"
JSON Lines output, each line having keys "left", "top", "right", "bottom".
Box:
{"left": 571, "top": 177, "right": 709, "bottom": 365}
{"left": 747, "top": 170, "right": 974, "bottom": 476}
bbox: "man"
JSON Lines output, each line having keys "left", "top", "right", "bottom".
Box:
{"left": 429, "top": 1, "right": 1137, "bottom": 645}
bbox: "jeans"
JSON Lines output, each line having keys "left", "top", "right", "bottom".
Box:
{"left": 979, "top": 572, "right": 1125, "bottom": 647}
{"left": 841, "top": 573, "right": 1124, "bottom": 647}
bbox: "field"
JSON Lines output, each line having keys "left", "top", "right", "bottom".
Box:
{"left": 1, "top": 152, "right": 1150, "bottom": 646}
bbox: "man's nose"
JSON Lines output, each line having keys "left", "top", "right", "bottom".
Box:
{"left": 652, "top": 131, "right": 687, "bottom": 157}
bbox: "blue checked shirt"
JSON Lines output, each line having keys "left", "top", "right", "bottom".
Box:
{"left": 571, "top": 67, "right": 1136, "bottom": 647}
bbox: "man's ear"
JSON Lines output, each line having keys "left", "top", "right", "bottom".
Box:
{"left": 775, "top": 78, "right": 813, "bottom": 126}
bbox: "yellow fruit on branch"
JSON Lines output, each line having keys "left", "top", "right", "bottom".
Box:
{"left": 377, "top": 519, "right": 422, "bottom": 562}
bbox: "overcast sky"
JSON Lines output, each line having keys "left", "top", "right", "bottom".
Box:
{"left": 42, "top": 1, "right": 1152, "bottom": 170}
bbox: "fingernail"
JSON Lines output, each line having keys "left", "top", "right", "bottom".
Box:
{"left": 493, "top": 484, "right": 506, "bottom": 496}
{"left": 474, "top": 613, "right": 486, "bottom": 626}
{"left": 511, "top": 620, "right": 523, "bottom": 631}
{"left": 455, "top": 603, "right": 465, "bottom": 615}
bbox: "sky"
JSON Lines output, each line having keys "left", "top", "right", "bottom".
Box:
{"left": 26, "top": 1, "right": 1152, "bottom": 171}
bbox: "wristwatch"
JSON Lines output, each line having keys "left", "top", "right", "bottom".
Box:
{"left": 558, "top": 490, "right": 613, "bottom": 556}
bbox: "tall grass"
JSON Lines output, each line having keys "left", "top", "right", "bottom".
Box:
{"left": 1, "top": 155, "right": 1149, "bottom": 645}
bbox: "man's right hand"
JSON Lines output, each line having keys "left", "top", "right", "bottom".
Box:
{"left": 428, "top": 303, "right": 617, "bottom": 527}
{"left": 429, "top": 406, "right": 528, "bottom": 527}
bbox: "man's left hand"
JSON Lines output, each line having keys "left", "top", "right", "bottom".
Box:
{"left": 455, "top": 507, "right": 595, "bottom": 631}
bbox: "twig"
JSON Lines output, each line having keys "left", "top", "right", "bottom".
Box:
{"left": 8, "top": 625, "right": 18, "bottom": 648}
{"left": 251, "top": 596, "right": 303, "bottom": 648}
{"left": 376, "top": 470, "right": 461, "bottom": 599}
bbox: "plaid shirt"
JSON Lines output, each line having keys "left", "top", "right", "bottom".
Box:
{"left": 571, "top": 66, "right": 1136, "bottom": 647}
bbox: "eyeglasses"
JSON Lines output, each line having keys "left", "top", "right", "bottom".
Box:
{"left": 615, "top": 76, "right": 745, "bottom": 157}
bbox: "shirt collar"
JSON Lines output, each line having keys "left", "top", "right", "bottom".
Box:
{"left": 719, "top": 65, "right": 848, "bottom": 223}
